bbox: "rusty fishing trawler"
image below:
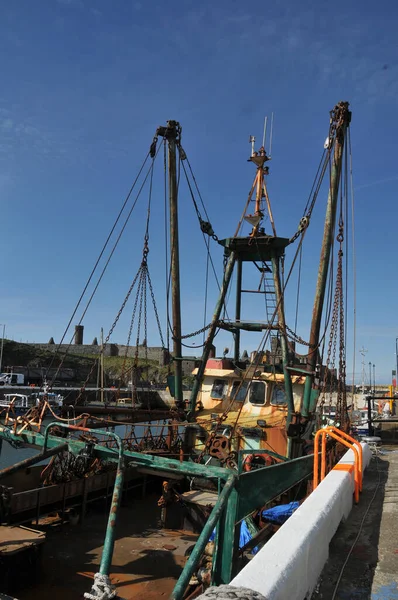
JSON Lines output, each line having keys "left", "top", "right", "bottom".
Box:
{"left": 0, "top": 101, "right": 352, "bottom": 599}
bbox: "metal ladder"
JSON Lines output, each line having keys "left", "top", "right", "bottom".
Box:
{"left": 261, "top": 269, "right": 278, "bottom": 326}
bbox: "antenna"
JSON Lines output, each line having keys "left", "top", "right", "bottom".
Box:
{"left": 269, "top": 112, "right": 274, "bottom": 156}
{"left": 262, "top": 116, "right": 268, "bottom": 149}
{"left": 249, "top": 135, "right": 255, "bottom": 157}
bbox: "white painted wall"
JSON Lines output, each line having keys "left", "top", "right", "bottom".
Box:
{"left": 231, "top": 442, "right": 372, "bottom": 600}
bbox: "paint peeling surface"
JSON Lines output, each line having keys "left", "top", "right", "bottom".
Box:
{"left": 313, "top": 448, "right": 398, "bottom": 599}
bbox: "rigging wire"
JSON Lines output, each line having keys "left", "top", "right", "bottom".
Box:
{"left": 203, "top": 241, "right": 210, "bottom": 347}
{"left": 46, "top": 151, "right": 151, "bottom": 377}
{"left": 109, "top": 156, "right": 167, "bottom": 396}
{"left": 174, "top": 150, "right": 232, "bottom": 345}
{"left": 119, "top": 159, "right": 156, "bottom": 393}
{"left": 294, "top": 244, "right": 303, "bottom": 334}
{"left": 344, "top": 135, "right": 349, "bottom": 353}
{"left": 348, "top": 128, "right": 357, "bottom": 400}
{"left": 49, "top": 141, "right": 165, "bottom": 388}
{"left": 76, "top": 142, "right": 164, "bottom": 328}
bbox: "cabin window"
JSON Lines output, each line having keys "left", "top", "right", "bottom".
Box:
{"left": 210, "top": 379, "right": 226, "bottom": 399}
{"left": 249, "top": 381, "right": 266, "bottom": 405}
{"left": 231, "top": 381, "right": 249, "bottom": 402}
{"left": 271, "top": 386, "right": 287, "bottom": 406}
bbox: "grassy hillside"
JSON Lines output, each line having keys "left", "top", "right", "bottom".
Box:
{"left": 2, "top": 340, "right": 94, "bottom": 370}
{"left": 1, "top": 340, "right": 174, "bottom": 386}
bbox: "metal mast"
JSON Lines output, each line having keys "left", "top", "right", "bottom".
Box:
{"left": 155, "top": 121, "right": 184, "bottom": 408}
{"left": 302, "top": 102, "right": 351, "bottom": 417}
{"left": 167, "top": 121, "right": 183, "bottom": 408}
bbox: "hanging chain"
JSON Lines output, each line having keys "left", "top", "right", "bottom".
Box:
{"left": 132, "top": 268, "right": 146, "bottom": 400}
{"left": 336, "top": 213, "right": 347, "bottom": 426}
{"left": 147, "top": 270, "right": 166, "bottom": 349}
{"left": 283, "top": 324, "right": 311, "bottom": 347}
{"left": 318, "top": 218, "right": 347, "bottom": 426}
{"left": 74, "top": 268, "right": 143, "bottom": 403}
{"left": 177, "top": 321, "right": 216, "bottom": 340}
{"left": 143, "top": 259, "right": 149, "bottom": 407}
{"left": 318, "top": 263, "right": 339, "bottom": 409}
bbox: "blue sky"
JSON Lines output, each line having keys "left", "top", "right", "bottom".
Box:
{"left": 1, "top": 0, "right": 397, "bottom": 384}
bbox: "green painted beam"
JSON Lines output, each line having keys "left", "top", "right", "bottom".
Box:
{"left": 236, "top": 454, "right": 314, "bottom": 520}
{"left": 0, "top": 425, "right": 230, "bottom": 481}
{"left": 217, "top": 487, "right": 239, "bottom": 584}
{"left": 171, "top": 474, "right": 237, "bottom": 599}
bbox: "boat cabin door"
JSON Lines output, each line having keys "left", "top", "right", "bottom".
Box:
{"left": 241, "top": 380, "right": 268, "bottom": 450}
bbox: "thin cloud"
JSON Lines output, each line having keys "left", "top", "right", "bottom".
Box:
{"left": 355, "top": 176, "right": 398, "bottom": 191}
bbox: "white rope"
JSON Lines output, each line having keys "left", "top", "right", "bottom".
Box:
{"left": 84, "top": 573, "right": 117, "bottom": 600}
{"left": 196, "top": 585, "right": 267, "bottom": 600}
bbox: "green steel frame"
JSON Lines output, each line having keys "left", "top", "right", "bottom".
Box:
{"left": 0, "top": 424, "right": 314, "bottom": 599}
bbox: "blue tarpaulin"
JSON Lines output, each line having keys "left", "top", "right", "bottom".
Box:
{"left": 209, "top": 520, "right": 259, "bottom": 554}
{"left": 262, "top": 501, "right": 299, "bottom": 524}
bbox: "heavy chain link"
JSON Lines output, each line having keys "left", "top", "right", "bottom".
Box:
{"left": 147, "top": 269, "right": 166, "bottom": 349}
{"left": 336, "top": 218, "right": 347, "bottom": 425}
{"left": 75, "top": 267, "right": 144, "bottom": 403}
{"left": 283, "top": 324, "right": 312, "bottom": 347}
{"left": 176, "top": 321, "right": 217, "bottom": 341}
{"left": 319, "top": 223, "right": 347, "bottom": 427}
{"left": 319, "top": 263, "right": 339, "bottom": 409}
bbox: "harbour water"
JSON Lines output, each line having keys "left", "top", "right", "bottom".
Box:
{"left": 0, "top": 420, "right": 170, "bottom": 470}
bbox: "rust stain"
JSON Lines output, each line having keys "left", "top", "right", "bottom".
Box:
{"left": 15, "top": 492, "right": 196, "bottom": 600}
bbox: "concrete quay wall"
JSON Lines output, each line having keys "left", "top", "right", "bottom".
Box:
{"left": 231, "top": 442, "right": 372, "bottom": 600}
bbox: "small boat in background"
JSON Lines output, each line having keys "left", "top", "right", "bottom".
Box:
{"left": 0, "top": 392, "right": 63, "bottom": 416}
{"left": 0, "top": 393, "right": 36, "bottom": 416}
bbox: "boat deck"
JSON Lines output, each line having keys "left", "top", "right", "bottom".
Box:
{"left": 14, "top": 491, "right": 198, "bottom": 600}
{"left": 0, "top": 525, "right": 45, "bottom": 555}
{"left": 312, "top": 445, "right": 398, "bottom": 599}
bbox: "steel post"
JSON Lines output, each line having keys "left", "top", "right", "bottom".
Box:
{"left": 99, "top": 462, "right": 124, "bottom": 575}
{"left": 271, "top": 255, "right": 294, "bottom": 428}
{"left": 43, "top": 422, "right": 125, "bottom": 578}
{"left": 188, "top": 251, "right": 237, "bottom": 418}
{"left": 171, "top": 474, "right": 237, "bottom": 600}
{"left": 234, "top": 258, "right": 242, "bottom": 362}
{"left": 369, "top": 362, "right": 372, "bottom": 395}
{"left": 214, "top": 487, "right": 239, "bottom": 584}
{"left": 367, "top": 396, "right": 372, "bottom": 436}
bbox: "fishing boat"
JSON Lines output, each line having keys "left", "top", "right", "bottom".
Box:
{"left": 0, "top": 393, "right": 36, "bottom": 416}
{"left": 0, "top": 101, "right": 353, "bottom": 600}
{"left": 0, "top": 391, "right": 63, "bottom": 418}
